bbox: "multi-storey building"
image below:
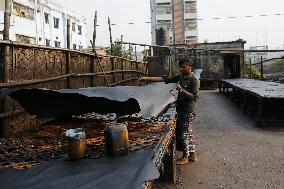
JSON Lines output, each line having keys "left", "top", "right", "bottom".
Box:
{"left": 0, "top": 0, "right": 87, "bottom": 49}
{"left": 150, "top": 0, "right": 198, "bottom": 45}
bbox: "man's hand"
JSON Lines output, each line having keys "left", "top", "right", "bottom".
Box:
{"left": 137, "top": 77, "right": 145, "bottom": 85}
{"left": 176, "top": 84, "right": 183, "bottom": 91}
{"left": 176, "top": 84, "right": 194, "bottom": 99}
{"left": 137, "top": 77, "right": 164, "bottom": 84}
{"left": 137, "top": 77, "right": 147, "bottom": 85}
{"left": 138, "top": 77, "right": 146, "bottom": 82}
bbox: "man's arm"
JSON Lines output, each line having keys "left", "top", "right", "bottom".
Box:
{"left": 138, "top": 74, "right": 181, "bottom": 83}
{"left": 138, "top": 77, "right": 164, "bottom": 82}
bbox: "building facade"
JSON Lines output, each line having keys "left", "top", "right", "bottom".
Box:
{"left": 245, "top": 46, "right": 269, "bottom": 64}
{"left": 150, "top": 0, "right": 198, "bottom": 45}
{"left": 0, "top": 0, "right": 87, "bottom": 49}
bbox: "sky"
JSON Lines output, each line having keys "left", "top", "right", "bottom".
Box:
{"left": 51, "top": 0, "right": 284, "bottom": 49}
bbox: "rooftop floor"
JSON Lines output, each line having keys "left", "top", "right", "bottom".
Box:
{"left": 154, "top": 90, "right": 284, "bottom": 189}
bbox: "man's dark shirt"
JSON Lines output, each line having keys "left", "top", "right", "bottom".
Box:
{"left": 164, "top": 72, "right": 200, "bottom": 114}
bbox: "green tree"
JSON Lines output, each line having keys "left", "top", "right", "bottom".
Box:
{"left": 106, "top": 39, "right": 133, "bottom": 59}
{"left": 244, "top": 63, "right": 261, "bottom": 79}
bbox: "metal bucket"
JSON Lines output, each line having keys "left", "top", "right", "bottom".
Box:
{"left": 63, "top": 128, "right": 86, "bottom": 160}
{"left": 104, "top": 123, "right": 129, "bottom": 156}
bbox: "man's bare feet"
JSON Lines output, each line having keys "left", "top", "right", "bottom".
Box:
{"left": 176, "top": 157, "right": 188, "bottom": 165}
{"left": 188, "top": 152, "right": 197, "bottom": 162}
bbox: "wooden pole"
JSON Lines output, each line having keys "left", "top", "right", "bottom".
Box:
{"left": 120, "top": 35, "right": 124, "bottom": 85}
{"left": 91, "top": 12, "right": 97, "bottom": 86}
{"left": 67, "top": 19, "right": 71, "bottom": 49}
{"left": 1, "top": 0, "right": 12, "bottom": 136}
{"left": 108, "top": 17, "right": 113, "bottom": 55}
{"left": 135, "top": 46, "right": 138, "bottom": 61}
{"left": 129, "top": 44, "right": 132, "bottom": 59}
{"left": 66, "top": 19, "right": 71, "bottom": 88}
{"left": 134, "top": 46, "right": 139, "bottom": 85}
{"left": 171, "top": 0, "right": 175, "bottom": 45}
{"left": 3, "top": 0, "right": 11, "bottom": 41}
{"left": 3, "top": 0, "right": 11, "bottom": 82}
{"left": 92, "top": 11, "right": 97, "bottom": 53}
{"left": 121, "top": 59, "right": 125, "bottom": 85}
{"left": 249, "top": 59, "right": 252, "bottom": 78}
{"left": 108, "top": 17, "right": 115, "bottom": 84}
{"left": 260, "top": 56, "right": 263, "bottom": 79}
{"left": 120, "top": 35, "right": 123, "bottom": 57}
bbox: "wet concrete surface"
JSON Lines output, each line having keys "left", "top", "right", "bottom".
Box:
{"left": 154, "top": 90, "right": 284, "bottom": 189}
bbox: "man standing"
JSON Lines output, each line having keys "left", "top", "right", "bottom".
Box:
{"left": 138, "top": 58, "right": 200, "bottom": 165}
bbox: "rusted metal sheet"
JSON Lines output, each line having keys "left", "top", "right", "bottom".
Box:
{"left": 1, "top": 83, "right": 176, "bottom": 119}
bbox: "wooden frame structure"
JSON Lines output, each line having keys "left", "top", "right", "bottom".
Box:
{"left": 219, "top": 79, "right": 284, "bottom": 125}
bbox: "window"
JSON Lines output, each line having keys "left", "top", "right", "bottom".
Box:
{"left": 184, "top": 19, "right": 197, "bottom": 31}
{"left": 156, "top": 20, "right": 172, "bottom": 30}
{"left": 72, "top": 23, "right": 76, "bottom": 31}
{"left": 184, "top": 2, "right": 197, "bottom": 13}
{"left": 44, "top": 13, "right": 49, "bottom": 24}
{"left": 54, "top": 41, "right": 61, "bottom": 48}
{"left": 185, "top": 36, "right": 197, "bottom": 45}
{"left": 13, "top": 2, "right": 34, "bottom": 20}
{"left": 46, "top": 39, "right": 50, "bottom": 46}
{"left": 156, "top": 6, "right": 172, "bottom": 14}
{"left": 16, "top": 34, "right": 36, "bottom": 44}
{"left": 54, "top": 17, "right": 59, "bottom": 28}
{"left": 156, "top": 2, "right": 170, "bottom": 6}
{"left": 73, "top": 44, "right": 76, "bottom": 49}
{"left": 78, "top": 25, "right": 82, "bottom": 35}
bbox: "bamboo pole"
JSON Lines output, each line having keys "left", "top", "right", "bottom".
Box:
{"left": 67, "top": 19, "right": 71, "bottom": 49}
{"left": 1, "top": 0, "right": 12, "bottom": 136}
{"left": 66, "top": 19, "right": 71, "bottom": 88}
{"left": 3, "top": 0, "right": 11, "bottom": 82}
{"left": 108, "top": 17, "right": 115, "bottom": 84}
{"left": 108, "top": 17, "right": 113, "bottom": 55}
{"left": 93, "top": 11, "right": 97, "bottom": 53}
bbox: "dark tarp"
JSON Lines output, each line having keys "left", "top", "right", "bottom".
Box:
{"left": 0, "top": 150, "right": 160, "bottom": 189}
{"left": 0, "top": 83, "right": 176, "bottom": 118}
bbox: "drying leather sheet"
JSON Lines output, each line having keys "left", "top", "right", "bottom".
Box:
{"left": 0, "top": 83, "right": 176, "bottom": 118}
{"left": 0, "top": 150, "right": 159, "bottom": 189}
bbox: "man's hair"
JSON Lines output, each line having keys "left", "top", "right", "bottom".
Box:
{"left": 179, "top": 58, "right": 193, "bottom": 67}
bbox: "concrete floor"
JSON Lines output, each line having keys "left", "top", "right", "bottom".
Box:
{"left": 154, "top": 90, "right": 284, "bottom": 189}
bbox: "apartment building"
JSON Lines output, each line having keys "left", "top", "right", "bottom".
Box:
{"left": 150, "top": 0, "right": 198, "bottom": 45}
{"left": 0, "top": 0, "right": 87, "bottom": 49}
